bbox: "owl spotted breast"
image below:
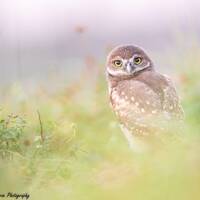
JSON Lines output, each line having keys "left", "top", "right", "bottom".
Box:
{"left": 106, "top": 45, "right": 184, "bottom": 149}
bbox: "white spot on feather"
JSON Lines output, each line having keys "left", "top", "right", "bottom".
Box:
{"left": 146, "top": 101, "right": 150, "bottom": 105}
{"left": 152, "top": 110, "right": 157, "bottom": 114}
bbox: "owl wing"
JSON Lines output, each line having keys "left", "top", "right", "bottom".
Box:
{"left": 110, "top": 72, "right": 184, "bottom": 135}
{"left": 161, "top": 74, "right": 184, "bottom": 120}
{"left": 135, "top": 71, "right": 184, "bottom": 121}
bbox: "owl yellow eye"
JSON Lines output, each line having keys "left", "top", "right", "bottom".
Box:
{"left": 134, "top": 57, "right": 142, "bottom": 65}
{"left": 113, "top": 60, "right": 123, "bottom": 68}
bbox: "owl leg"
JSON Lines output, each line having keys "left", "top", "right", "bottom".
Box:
{"left": 120, "top": 125, "right": 146, "bottom": 153}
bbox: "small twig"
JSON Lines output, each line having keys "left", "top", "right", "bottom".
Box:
{"left": 37, "top": 110, "right": 45, "bottom": 143}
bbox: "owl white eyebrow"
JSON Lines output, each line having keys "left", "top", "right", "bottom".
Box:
{"left": 133, "top": 54, "right": 141, "bottom": 57}
{"left": 122, "top": 59, "right": 128, "bottom": 65}
{"left": 130, "top": 54, "right": 142, "bottom": 61}
{"left": 124, "top": 54, "right": 142, "bottom": 63}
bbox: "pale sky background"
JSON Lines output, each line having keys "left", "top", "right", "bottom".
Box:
{"left": 0, "top": 0, "right": 200, "bottom": 85}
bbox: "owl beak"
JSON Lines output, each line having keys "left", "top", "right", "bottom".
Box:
{"left": 126, "top": 63, "right": 135, "bottom": 73}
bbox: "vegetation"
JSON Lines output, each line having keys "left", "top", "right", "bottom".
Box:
{"left": 0, "top": 55, "right": 199, "bottom": 200}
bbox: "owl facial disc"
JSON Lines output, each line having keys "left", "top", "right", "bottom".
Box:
{"left": 106, "top": 45, "right": 153, "bottom": 78}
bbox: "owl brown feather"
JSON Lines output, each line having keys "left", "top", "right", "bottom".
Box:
{"left": 106, "top": 45, "right": 184, "bottom": 137}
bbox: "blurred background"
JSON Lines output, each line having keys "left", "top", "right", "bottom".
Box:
{"left": 0, "top": 1, "right": 200, "bottom": 200}
{"left": 0, "top": 0, "right": 200, "bottom": 86}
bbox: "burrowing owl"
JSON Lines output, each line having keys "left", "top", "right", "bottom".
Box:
{"left": 106, "top": 45, "right": 184, "bottom": 150}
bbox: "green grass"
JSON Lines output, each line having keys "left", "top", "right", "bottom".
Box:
{"left": 0, "top": 61, "right": 199, "bottom": 200}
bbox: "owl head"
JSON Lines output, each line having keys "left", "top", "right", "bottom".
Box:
{"left": 106, "top": 45, "right": 154, "bottom": 78}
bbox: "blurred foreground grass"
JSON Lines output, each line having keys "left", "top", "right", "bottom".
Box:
{"left": 0, "top": 58, "right": 200, "bottom": 200}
